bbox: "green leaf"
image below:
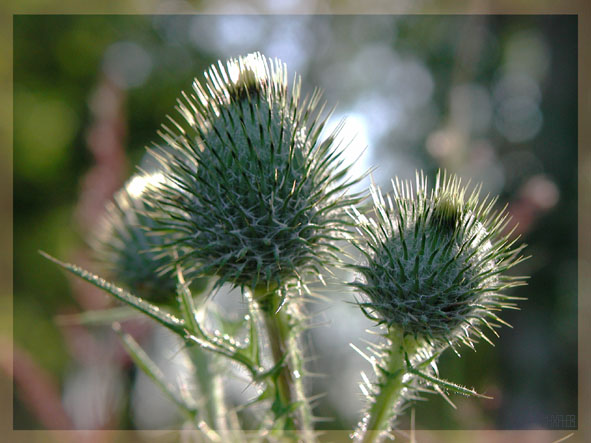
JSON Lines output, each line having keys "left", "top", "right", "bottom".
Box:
{"left": 233, "top": 384, "right": 273, "bottom": 414}
{"left": 184, "top": 332, "right": 260, "bottom": 379}
{"left": 55, "top": 306, "right": 142, "bottom": 326}
{"left": 112, "top": 323, "right": 198, "bottom": 420}
{"left": 255, "top": 352, "right": 288, "bottom": 383}
{"left": 406, "top": 362, "right": 492, "bottom": 399}
{"left": 176, "top": 266, "right": 200, "bottom": 334}
{"left": 40, "top": 251, "right": 186, "bottom": 335}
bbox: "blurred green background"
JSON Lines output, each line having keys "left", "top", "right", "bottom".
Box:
{"left": 13, "top": 15, "right": 577, "bottom": 432}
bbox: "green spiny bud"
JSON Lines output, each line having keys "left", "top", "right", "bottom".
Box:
{"left": 349, "top": 170, "right": 528, "bottom": 349}
{"left": 93, "top": 172, "right": 178, "bottom": 300}
{"left": 146, "top": 52, "right": 362, "bottom": 291}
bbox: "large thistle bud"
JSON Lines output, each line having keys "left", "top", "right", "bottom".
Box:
{"left": 146, "top": 52, "right": 361, "bottom": 291}
{"left": 349, "top": 170, "right": 528, "bottom": 349}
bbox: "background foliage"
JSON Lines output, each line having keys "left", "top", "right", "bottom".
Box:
{"left": 12, "top": 14, "right": 577, "bottom": 432}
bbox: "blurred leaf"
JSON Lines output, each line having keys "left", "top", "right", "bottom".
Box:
{"left": 55, "top": 306, "right": 141, "bottom": 326}
{"left": 40, "top": 251, "right": 186, "bottom": 335}
{"left": 112, "top": 323, "right": 198, "bottom": 420}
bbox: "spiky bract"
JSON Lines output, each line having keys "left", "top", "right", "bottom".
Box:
{"left": 350, "top": 171, "right": 527, "bottom": 349}
{"left": 93, "top": 173, "right": 178, "bottom": 300}
{"left": 147, "top": 52, "right": 360, "bottom": 291}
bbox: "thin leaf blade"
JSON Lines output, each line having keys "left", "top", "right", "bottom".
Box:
{"left": 55, "top": 306, "right": 142, "bottom": 326}
{"left": 112, "top": 323, "right": 198, "bottom": 419}
{"left": 40, "top": 251, "right": 185, "bottom": 334}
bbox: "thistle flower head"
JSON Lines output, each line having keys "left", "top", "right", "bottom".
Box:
{"left": 93, "top": 173, "right": 177, "bottom": 300}
{"left": 146, "top": 52, "right": 361, "bottom": 291}
{"left": 349, "top": 171, "right": 528, "bottom": 349}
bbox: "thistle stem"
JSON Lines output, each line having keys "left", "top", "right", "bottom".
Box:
{"left": 261, "top": 303, "right": 297, "bottom": 428}
{"left": 359, "top": 330, "right": 409, "bottom": 443}
{"left": 255, "top": 288, "right": 315, "bottom": 440}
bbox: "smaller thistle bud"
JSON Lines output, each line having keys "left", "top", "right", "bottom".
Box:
{"left": 92, "top": 172, "right": 179, "bottom": 301}
{"left": 146, "top": 52, "right": 362, "bottom": 292}
{"left": 349, "top": 170, "right": 528, "bottom": 349}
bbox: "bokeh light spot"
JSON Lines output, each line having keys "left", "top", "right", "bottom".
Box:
{"left": 15, "top": 92, "right": 77, "bottom": 181}
{"left": 102, "top": 41, "right": 153, "bottom": 89}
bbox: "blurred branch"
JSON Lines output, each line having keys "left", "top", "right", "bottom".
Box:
{"left": 0, "top": 338, "right": 72, "bottom": 430}
{"left": 70, "top": 75, "right": 128, "bottom": 311}
{"left": 76, "top": 75, "right": 128, "bottom": 235}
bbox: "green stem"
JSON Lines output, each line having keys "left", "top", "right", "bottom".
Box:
{"left": 176, "top": 271, "right": 227, "bottom": 432}
{"left": 359, "top": 329, "right": 409, "bottom": 443}
{"left": 189, "top": 346, "right": 227, "bottom": 431}
{"left": 255, "top": 288, "right": 315, "bottom": 440}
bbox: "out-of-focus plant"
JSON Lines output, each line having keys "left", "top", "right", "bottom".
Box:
{"left": 42, "top": 53, "right": 528, "bottom": 441}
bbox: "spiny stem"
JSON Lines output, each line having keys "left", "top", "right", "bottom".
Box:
{"left": 261, "top": 301, "right": 296, "bottom": 430}
{"left": 254, "top": 287, "right": 315, "bottom": 440}
{"left": 359, "top": 330, "right": 409, "bottom": 443}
